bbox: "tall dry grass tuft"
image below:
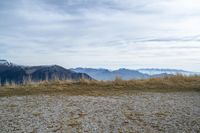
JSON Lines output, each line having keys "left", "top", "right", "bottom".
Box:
{"left": 114, "top": 76, "right": 124, "bottom": 84}
{"left": 0, "top": 77, "right": 1, "bottom": 87}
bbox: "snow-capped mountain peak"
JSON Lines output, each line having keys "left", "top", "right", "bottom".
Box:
{"left": 0, "top": 59, "right": 15, "bottom": 66}
{"left": 0, "top": 59, "right": 10, "bottom": 65}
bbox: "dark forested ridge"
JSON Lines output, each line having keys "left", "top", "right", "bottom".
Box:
{"left": 0, "top": 60, "right": 92, "bottom": 84}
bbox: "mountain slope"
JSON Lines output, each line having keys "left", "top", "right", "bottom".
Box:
{"left": 71, "top": 68, "right": 149, "bottom": 80}
{"left": 0, "top": 65, "right": 27, "bottom": 84}
{"left": 71, "top": 68, "right": 114, "bottom": 80}
{"left": 27, "top": 65, "right": 91, "bottom": 81}
{"left": 0, "top": 60, "right": 92, "bottom": 84}
{"left": 72, "top": 68, "right": 200, "bottom": 81}
{"left": 113, "top": 69, "right": 149, "bottom": 80}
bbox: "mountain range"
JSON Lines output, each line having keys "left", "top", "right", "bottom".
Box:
{"left": 0, "top": 59, "right": 199, "bottom": 84}
{"left": 71, "top": 68, "right": 199, "bottom": 81}
{"left": 71, "top": 68, "right": 150, "bottom": 80}
{"left": 0, "top": 60, "right": 92, "bottom": 85}
{"left": 137, "top": 68, "right": 197, "bottom": 76}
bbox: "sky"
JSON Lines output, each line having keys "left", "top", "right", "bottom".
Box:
{"left": 0, "top": 0, "right": 200, "bottom": 71}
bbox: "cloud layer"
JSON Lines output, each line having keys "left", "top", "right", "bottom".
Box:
{"left": 0, "top": 0, "right": 200, "bottom": 71}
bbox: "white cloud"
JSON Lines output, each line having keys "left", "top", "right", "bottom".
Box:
{"left": 0, "top": 0, "right": 200, "bottom": 71}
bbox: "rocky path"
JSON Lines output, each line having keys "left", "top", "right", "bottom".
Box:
{"left": 0, "top": 92, "right": 199, "bottom": 133}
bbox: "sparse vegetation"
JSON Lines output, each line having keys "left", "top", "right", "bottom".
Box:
{"left": 0, "top": 75, "right": 199, "bottom": 97}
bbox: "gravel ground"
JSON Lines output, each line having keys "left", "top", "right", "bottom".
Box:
{"left": 0, "top": 92, "right": 199, "bottom": 133}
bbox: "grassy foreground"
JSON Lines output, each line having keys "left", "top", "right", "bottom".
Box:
{"left": 0, "top": 75, "right": 200, "bottom": 97}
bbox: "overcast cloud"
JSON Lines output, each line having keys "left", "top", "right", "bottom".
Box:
{"left": 0, "top": 0, "right": 200, "bottom": 71}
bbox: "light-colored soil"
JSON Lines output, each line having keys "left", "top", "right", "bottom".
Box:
{"left": 0, "top": 92, "right": 199, "bottom": 133}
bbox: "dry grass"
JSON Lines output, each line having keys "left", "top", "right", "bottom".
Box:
{"left": 0, "top": 75, "right": 199, "bottom": 97}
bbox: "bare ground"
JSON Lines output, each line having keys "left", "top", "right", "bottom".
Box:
{"left": 0, "top": 92, "right": 199, "bottom": 133}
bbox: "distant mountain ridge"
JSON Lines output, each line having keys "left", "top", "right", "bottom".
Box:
{"left": 1, "top": 60, "right": 199, "bottom": 84}
{"left": 137, "top": 68, "right": 197, "bottom": 76}
{"left": 72, "top": 68, "right": 199, "bottom": 81}
{"left": 0, "top": 60, "right": 92, "bottom": 85}
{"left": 71, "top": 68, "right": 150, "bottom": 80}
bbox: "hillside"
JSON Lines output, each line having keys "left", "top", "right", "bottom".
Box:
{"left": 71, "top": 68, "right": 150, "bottom": 80}
{"left": 72, "top": 68, "right": 198, "bottom": 80}
{"left": 0, "top": 60, "right": 92, "bottom": 84}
